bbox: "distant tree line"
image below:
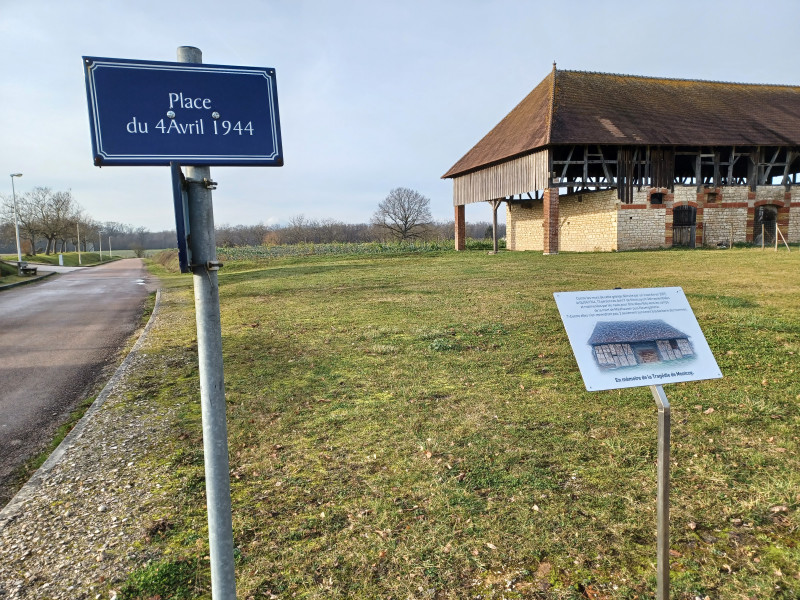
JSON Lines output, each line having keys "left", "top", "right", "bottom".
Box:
{"left": 2, "top": 186, "right": 505, "bottom": 255}
{"left": 216, "top": 217, "right": 503, "bottom": 247}
{"left": 0, "top": 187, "right": 175, "bottom": 256}
{"left": 216, "top": 187, "right": 505, "bottom": 247}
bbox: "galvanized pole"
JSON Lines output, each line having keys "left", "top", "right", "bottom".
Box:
{"left": 177, "top": 45, "right": 237, "bottom": 599}
{"left": 650, "top": 384, "right": 670, "bottom": 600}
{"left": 10, "top": 174, "right": 23, "bottom": 263}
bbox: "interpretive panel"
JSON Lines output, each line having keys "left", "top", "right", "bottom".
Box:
{"left": 83, "top": 56, "right": 283, "bottom": 166}
{"left": 554, "top": 287, "right": 722, "bottom": 391}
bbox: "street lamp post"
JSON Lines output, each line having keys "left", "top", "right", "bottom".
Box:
{"left": 10, "top": 173, "right": 23, "bottom": 263}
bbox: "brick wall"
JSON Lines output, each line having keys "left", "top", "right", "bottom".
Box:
{"left": 543, "top": 188, "right": 560, "bottom": 254}
{"left": 790, "top": 187, "right": 800, "bottom": 243}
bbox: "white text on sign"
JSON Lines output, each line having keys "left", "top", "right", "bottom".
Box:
{"left": 125, "top": 92, "right": 255, "bottom": 136}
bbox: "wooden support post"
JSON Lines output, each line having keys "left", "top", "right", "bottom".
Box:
{"left": 543, "top": 187, "right": 559, "bottom": 255}
{"left": 454, "top": 204, "right": 466, "bottom": 251}
{"left": 489, "top": 199, "right": 502, "bottom": 254}
{"left": 695, "top": 154, "right": 702, "bottom": 192}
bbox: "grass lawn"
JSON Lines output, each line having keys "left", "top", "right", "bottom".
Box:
{"left": 0, "top": 252, "right": 113, "bottom": 267}
{"left": 123, "top": 247, "right": 799, "bottom": 599}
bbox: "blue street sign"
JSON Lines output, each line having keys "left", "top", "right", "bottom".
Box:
{"left": 83, "top": 56, "right": 283, "bottom": 166}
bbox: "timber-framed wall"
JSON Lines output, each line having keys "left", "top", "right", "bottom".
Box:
{"left": 443, "top": 68, "right": 800, "bottom": 253}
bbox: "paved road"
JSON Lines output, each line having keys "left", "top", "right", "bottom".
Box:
{"left": 0, "top": 259, "right": 152, "bottom": 502}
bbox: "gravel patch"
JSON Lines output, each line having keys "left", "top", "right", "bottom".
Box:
{"left": 0, "top": 289, "right": 179, "bottom": 600}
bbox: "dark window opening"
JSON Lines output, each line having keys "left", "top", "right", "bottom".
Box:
{"left": 706, "top": 192, "right": 718, "bottom": 203}
{"left": 650, "top": 193, "right": 664, "bottom": 204}
{"left": 754, "top": 205, "right": 778, "bottom": 245}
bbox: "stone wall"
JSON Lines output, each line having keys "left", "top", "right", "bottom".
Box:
{"left": 506, "top": 201, "right": 544, "bottom": 251}
{"left": 703, "top": 207, "right": 748, "bottom": 245}
{"left": 755, "top": 187, "right": 787, "bottom": 203}
{"left": 504, "top": 184, "right": 799, "bottom": 252}
{"left": 507, "top": 191, "right": 619, "bottom": 251}
{"left": 672, "top": 187, "right": 697, "bottom": 205}
{"left": 558, "top": 191, "right": 618, "bottom": 252}
{"left": 617, "top": 206, "right": 666, "bottom": 250}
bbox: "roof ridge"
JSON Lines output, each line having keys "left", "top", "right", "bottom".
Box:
{"left": 556, "top": 67, "right": 800, "bottom": 89}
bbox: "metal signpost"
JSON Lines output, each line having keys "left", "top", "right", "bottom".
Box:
{"left": 651, "top": 384, "right": 670, "bottom": 599}
{"left": 83, "top": 46, "right": 283, "bottom": 599}
{"left": 554, "top": 288, "right": 722, "bottom": 600}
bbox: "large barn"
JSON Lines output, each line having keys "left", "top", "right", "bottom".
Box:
{"left": 443, "top": 65, "right": 800, "bottom": 253}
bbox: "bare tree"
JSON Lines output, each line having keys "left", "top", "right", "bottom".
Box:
{"left": 371, "top": 187, "right": 432, "bottom": 241}
{"left": 285, "top": 214, "right": 311, "bottom": 244}
{"left": 34, "top": 189, "right": 78, "bottom": 254}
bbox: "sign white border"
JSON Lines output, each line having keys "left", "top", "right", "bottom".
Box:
{"left": 554, "top": 287, "right": 722, "bottom": 391}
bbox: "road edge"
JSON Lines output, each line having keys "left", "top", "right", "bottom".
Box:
{"left": 0, "top": 288, "right": 163, "bottom": 529}
{"left": 0, "top": 271, "right": 56, "bottom": 291}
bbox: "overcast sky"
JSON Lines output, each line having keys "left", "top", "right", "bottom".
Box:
{"left": 2, "top": 0, "right": 799, "bottom": 232}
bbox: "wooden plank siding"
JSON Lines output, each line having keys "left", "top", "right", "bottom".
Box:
{"left": 452, "top": 150, "right": 550, "bottom": 206}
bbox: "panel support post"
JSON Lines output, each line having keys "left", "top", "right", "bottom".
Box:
{"left": 179, "top": 45, "right": 237, "bottom": 600}
{"left": 455, "top": 204, "right": 466, "bottom": 251}
{"left": 650, "top": 384, "right": 671, "bottom": 600}
{"left": 543, "top": 187, "right": 559, "bottom": 254}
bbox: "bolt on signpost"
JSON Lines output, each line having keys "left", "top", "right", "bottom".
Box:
{"left": 554, "top": 287, "right": 722, "bottom": 600}
{"left": 83, "top": 46, "right": 283, "bottom": 598}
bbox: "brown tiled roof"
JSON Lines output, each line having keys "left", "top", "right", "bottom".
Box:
{"left": 587, "top": 320, "right": 689, "bottom": 345}
{"left": 442, "top": 67, "right": 555, "bottom": 179}
{"left": 443, "top": 68, "right": 800, "bottom": 179}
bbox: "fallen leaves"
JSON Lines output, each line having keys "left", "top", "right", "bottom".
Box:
{"left": 535, "top": 561, "right": 552, "bottom": 579}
